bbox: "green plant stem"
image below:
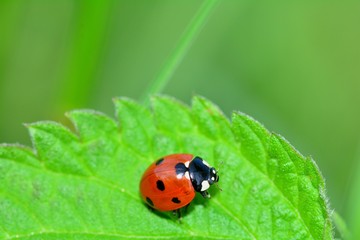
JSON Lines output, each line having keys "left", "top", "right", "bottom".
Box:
{"left": 348, "top": 139, "right": 360, "bottom": 239}
{"left": 141, "top": 0, "right": 219, "bottom": 105}
{"left": 333, "top": 211, "right": 351, "bottom": 239}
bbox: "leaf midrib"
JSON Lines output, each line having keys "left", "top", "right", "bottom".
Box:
{"left": 7, "top": 229, "right": 234, "bottom": 240}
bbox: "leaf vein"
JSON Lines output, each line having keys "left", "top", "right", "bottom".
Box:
{"left": 212, "top": 199, "right": 256, "bottom": 239}
{"left": 7, "top": 230, "right": 233, "bottom": 239}
{"left": 0, "top": 190, "right": 46, "bottom": 231}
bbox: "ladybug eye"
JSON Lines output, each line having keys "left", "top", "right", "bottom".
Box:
{"left": 208, "top": 167, "right": 219, "bottom": 184}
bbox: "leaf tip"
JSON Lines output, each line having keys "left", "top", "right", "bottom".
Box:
{"left": 66, "top": 109, "right": 109, "bottom": 119}
{"left": 231, "top": 110, "right": 258, "bottom": 123}
{"left": 149, "top": 94, "right": 168, "bottom": 107}
{"left": 192, "top": 95, "right": 214, "bottom": 108}
{"left": 193, "top": 95, "right": 229, "bottom": 118}
{"left": 112, "top": 96, "right": 134, "bottom": 105}
{"left": 151, "top": 94, "right": 189, "bottom": 109}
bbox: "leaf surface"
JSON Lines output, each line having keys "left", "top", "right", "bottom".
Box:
{"left": 0, "top": 96, "right": 332, "bottom": 239}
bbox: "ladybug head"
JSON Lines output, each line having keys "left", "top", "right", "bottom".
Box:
{"left": 189, "top": 157, "right": 220, "bottom": 198}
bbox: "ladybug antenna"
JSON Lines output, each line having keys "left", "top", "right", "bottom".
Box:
{"left": 216, "top": 161, "right": 224, "bottom": 174}
{"left": 214, "top": 182, "right": 222, "bottom": 192}
{"left": 214, "top": 161, "right": 223, "bottom": 191}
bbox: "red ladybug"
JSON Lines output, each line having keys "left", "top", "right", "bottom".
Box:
{"left": 140, "top": 154, "right": 219, "bottom": 217}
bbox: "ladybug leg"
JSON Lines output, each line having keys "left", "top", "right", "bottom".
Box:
{"left": 200, "top": 190, "right": 210, "bottom": 198}
{"left": 172, "top": 209, "right": 182, "bottom": 221}
{"left": 184, "top": 203, "right": 191, "bottom": 214}
{"left": 147, "top": 205, "right": 155, "bottom": 212}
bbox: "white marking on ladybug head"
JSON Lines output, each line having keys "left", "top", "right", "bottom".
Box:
{"left": 212, "top": 169, "right": 216, "bottom": 174}
{"left": 201, "top": 181, "right": 210, "bottom": 191}
{"left": 202, "top": 160, "right": 210, "bottom": 167}
{"left": 211, "top": 176, "right": 215, "bottom": 181}
{"left": 184, "top": 171, "right": 190, "bottom": 180}
{"left": 184, "top": 161, "right": 190, "bottom": 168}
{"left": 176, "top": 173, "right": 183, "bottom": 179}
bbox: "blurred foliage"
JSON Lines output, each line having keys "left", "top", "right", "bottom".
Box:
{"left": 0, "top": 0, "right": 359, "bottom": 237}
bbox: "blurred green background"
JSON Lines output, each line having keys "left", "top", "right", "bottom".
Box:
{"left": 0, "top": 0, "right": 359, "bottom": 236}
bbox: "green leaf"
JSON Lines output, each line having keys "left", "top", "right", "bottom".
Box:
{"left": 0, "top": 96, "right": 333, "bottom": 239}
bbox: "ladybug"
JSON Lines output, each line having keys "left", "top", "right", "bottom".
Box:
{"left": 139, "top": 154, "right": 219, "bottom": 217}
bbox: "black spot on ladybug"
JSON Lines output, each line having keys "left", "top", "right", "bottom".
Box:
{"left": 156, "top": 180, "right": 165, "bottom": 191}
{"left": 175, "top": 162, "right": 187, "bottom": 177}
{"left": 155, "top": 158, "right": 164, "bottom": 165}
{"left": 171, "top": 197, "right": 181, "bottom": 204}
{"left": 146, "top": 197, "right": 154, "bottom": 206}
